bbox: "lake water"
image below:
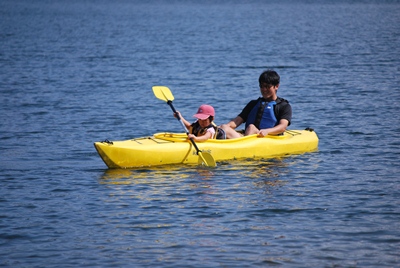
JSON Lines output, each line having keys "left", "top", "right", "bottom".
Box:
{"left": 1, "top": 0, "right": 399, "bottom": 267}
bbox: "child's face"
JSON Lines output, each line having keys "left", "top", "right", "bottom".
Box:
{"left": 198, "top": 118, "right": 211, "bottom": 127}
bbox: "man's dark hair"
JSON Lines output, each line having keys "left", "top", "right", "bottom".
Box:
{"left": 259, "top": 70, "right": 280, "bottom": 86}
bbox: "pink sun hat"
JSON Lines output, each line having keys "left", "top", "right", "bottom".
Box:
{"left": 193, "top": 104, "right": 215, "bottom": 120}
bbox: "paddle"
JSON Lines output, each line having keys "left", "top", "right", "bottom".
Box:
{"left": 152, "top": 86, "right": 216, "bottom": 167}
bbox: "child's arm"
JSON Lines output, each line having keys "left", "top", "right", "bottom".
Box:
{"left": 188, "top": 131, "right": 212, "bottom": 142}
{"left": 174, "top": 111, "right": 191, "bottom": 129}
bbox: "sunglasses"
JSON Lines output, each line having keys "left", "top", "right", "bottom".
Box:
{"left": 259, "top": 83, "right": 273, "bottom": 89}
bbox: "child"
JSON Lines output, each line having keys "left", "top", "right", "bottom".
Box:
{"left": 174, "top": 104, "right": 216, "bottom": 142}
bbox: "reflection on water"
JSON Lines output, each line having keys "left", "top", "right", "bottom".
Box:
{"left": 98, "top": 164, "right": 221, "bottom": 208}
{"left": 98, "top": 164, "right": 220, "bottom": 185}
{"left": 99, "top": 157, "right": 291, "bottom": 185}
{"left": 99, "top": 165, "right": 191, "bottom": 184}
{"left": 98, "top": 159, "right": 297, "bottom": 212}
{"left": 97, "top": 158, "right": 294, "bottom": 210}
{"left": 219, "top": 157, "right": 291, "bottom": 188}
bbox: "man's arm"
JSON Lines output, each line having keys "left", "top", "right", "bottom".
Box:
{"left": 258, "top": 119, "right": 289, "bottom": 137}
{"left": 225, "top": 116, "right": 244, "bottom": 129}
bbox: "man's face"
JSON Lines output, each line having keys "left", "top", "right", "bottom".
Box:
{"left": 259, "top": 83, "right": 278, "bottom": 99}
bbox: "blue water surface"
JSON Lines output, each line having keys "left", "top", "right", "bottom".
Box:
{"left": 1, "top": 0, "right": 399, "bottom": 267}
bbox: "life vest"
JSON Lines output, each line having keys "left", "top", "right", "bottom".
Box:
{"left": 245, "top": 99, "right": 277, "bottom": 130}
{"left": 191, "top": 121, "right": 214, "bottom": 137}
{"left": 191, "top": 121, "right": 226, "bottom": 139}
{"left": 212, "top": 122, "right": 226, "bottom": 140}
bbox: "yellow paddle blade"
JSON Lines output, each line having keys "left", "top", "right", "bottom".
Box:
{"left": 198, "top": 151, "right": 217, "bottom": 167}
{"left": 152, "top": 86, "right": 174, "bottom": 102}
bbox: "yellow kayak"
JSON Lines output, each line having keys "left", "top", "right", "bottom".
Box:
{"left": 94, "top": 128, "right": 318, "bottom": 168}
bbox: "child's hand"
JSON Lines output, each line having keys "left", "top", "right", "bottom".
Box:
{"left": 187, "top": 134, "right": 196, "bottom": 140}
{"left": 173, "top": 111, "right": 181, "bottom": 119}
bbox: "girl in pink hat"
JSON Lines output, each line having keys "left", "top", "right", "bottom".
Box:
{"left": 174, "top": 104, "right": 216, "bottom": 141}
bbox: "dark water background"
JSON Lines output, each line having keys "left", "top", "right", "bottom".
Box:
{"left": 1, "top": 0, "right": 399, "bottom": 267}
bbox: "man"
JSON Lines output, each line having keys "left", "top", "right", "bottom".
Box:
{"left": 220, "top": 70, "right": 292, "bottom": 139}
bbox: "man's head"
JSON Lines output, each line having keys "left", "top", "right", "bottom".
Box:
{"left": 259, "top": 70, "right": 280, "bottom": 88}
{"left": 258, "top": 70, "right": 280, "bottom": 100}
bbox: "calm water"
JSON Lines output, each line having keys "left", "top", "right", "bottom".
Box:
{"left": 1, "top": 0, "right": 399, "bottom": 267}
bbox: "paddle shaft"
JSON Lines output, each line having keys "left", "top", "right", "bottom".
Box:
{"left": 167, "top": 100, "right": 203, "bottom": 154}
